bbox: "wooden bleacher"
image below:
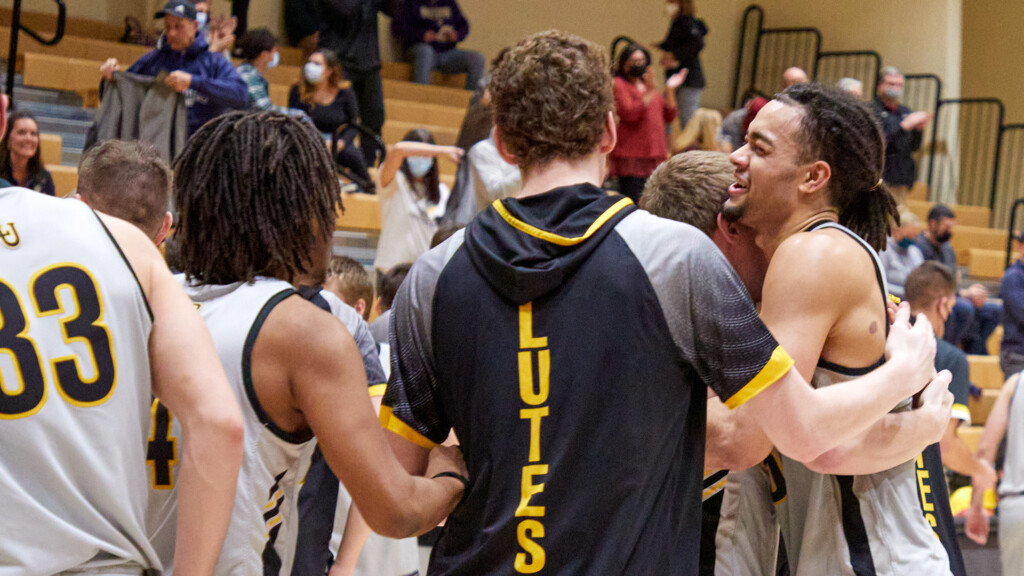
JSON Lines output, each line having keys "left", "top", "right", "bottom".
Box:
{"left": 959, "top": 425, "right": 983, "bottom": 454}
{"left": 950, "top": 225, "right": 1011, "bottom": 265}
{"left": 968, "top": 355, "right": 1004, "bottom": 426}
{"left": 905, "top": 199, "right": 991, "bottom": 228}
{"left": 966, "top": 248, "right": 1007, "bottom": 279}
{"left": 48, "top": 164, "right": 77, "bottom": 197}
{"left": 39, "top": 133, "right": 61, "bottom": 166}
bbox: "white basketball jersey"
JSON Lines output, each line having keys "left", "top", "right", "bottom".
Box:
{"left": 0, "top": 188, "right": 158, "bottom": 574}
{"left": 145, "top": 397, "right": 182, "bottom": 574}
{"left": 179, "top": 277, "right": 317, "bottom": 576}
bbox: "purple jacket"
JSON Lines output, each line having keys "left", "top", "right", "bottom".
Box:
{"left": 391, "top": 0, "right": 469, "bottom": 52}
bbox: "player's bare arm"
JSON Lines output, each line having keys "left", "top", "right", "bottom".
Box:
{"left": 252, "top": 296, "right": 465, "bottom": 538}
{"left": 706, "top": 391, "right": 773, "bottom": 471}
{"left": 966, "top": 373, "right": 1017, "bottom": 544}
{"left": 101, "top": 213, "right": 245, "bottom": 575}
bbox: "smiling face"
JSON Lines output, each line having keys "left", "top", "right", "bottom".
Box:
{"left": 8, "top": 118, "right": 39, "bottom": 161}
{"left": 724, "top": 100, "right": 808, "bottom": 230}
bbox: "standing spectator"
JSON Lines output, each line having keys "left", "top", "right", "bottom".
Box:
{"left": 881, "top": 205, "right": 925, "bottom": 299}
{"left": 1001, "top": 235, "right": 1024, "bottom": 376}
{"left": 609, "top": 44, "right": 685, "bottom": 202}
{"left": 289, "top": 50, "right": 372, "bottom": 189}
{"left": 391, "top": 0, "right": 485, "bottom": 90}
{"left": 0, "top": 111, "right": 54, "bottom": 196}
{"left": 873, "top": 66, "right": 931, "bottom": 202}
{"left": 284, "top": 0, "right": 320, "bottom": 57}
{"left": 235, "top": 29, "right": 307, "bottom": 118}
{"left": 317, "top": 0, "right": 396, "bottom": 165}
{"left": 658, "top": 0, "right": 708, "bottom": 129}
{"left": 100, "top": 0, "right": 247, "bottom": 137}
{"left": 837, "top": 77, "right": 864, "bottom": 99}
{"left": 373, "top": 128, "right": 463, "bottom": 274}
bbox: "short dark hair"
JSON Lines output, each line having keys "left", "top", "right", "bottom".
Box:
{"left": 327, "top": 255, "right": 373, "bottom": 309}
{"left": 614, "top": 43, "right": 651, "bottom": 78}
{"left": 640, "top": 151, "right": 733, "bottom": 237}
{"left": 379, "top": 263, "right": 412, "bottom": 312}
{"left": 905, "top": 261, "right": 956, "bottom": 309}
{"left": 490, "top": 30, "right": 613, "bottom": 172}
{"left": 77, "top": 140, "right": 171, "bottom": 239}
{"left": 236, "top": 28, "right": 277, "bottom": 62}
{"left": 927, "top": 204, "right": 956, "bottom": 222}
{"left": 430, "top": 223, "right": 463, "bottom": 249}
{"left": 172, "top": 110, "right": 340, "bottom": 285}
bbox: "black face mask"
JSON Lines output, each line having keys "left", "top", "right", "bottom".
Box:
{"left": 627, "top": 64, "right": 647, "bottom": 78}
{"left": 935, "top": 231, "right": 952, "bottom": 243}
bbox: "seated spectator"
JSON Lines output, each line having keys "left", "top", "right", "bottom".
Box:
{"left": 719, "top": 92, "right": 766, "bottom": 151}
{"left": 880, "top": 205, "right": 924, "bottom": 299}
{"left": 837, "top": 77, "right": 864, "bottom": 99}
{"left": 1001, "top": 235, "right": 1024, "bottom": 376}
{"left": 236, "top": 29, "right": 307, "bottom": 118}
{"left": 373, "top": 128, "right": 462, "bottom": 275}
{"left": 324, "top": 255, "right": 374, "bottom": 321}
{"left": 915, "top": 203, "right": 958, "bottom": 270}
{"left": 673, "top": 107, "right": 726, "bottom": 153}
{"left": 783, "top": 66, "right": 808, "bottom": 87}
{"left": 608, "top": 43, "right": 685, "bottom": 202}
{"left": 100, "top": 0, "right": 247, "bottom": 137}
{"left": 391, "top": 0, "right": 485, "bottom": 90}
{"left": 369, "top": 263, "right": 413, "bottom": 346}
{"left": 289, "top": 50, "right": 372, "bottom": 190}
{"left": 0, "top": 111, "right": 54, "bottom": 196}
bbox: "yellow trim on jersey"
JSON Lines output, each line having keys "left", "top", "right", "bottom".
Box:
{"left": 379, "top": 405, "right": 437, "bottom": 449}
{"left": 724, "top": 346, "right": 794, "bottom": 410}
{"left": 888, "top": 294, "right": 901, "bottom": 305}
{"left": 368, "top": 384, "right": 387, "bottom": 397}
{"left": 952, "top": 403, "right": 971, "bottom": 424}
{"left": 702, "top": 476, "right": 728, "bottom": 501}
{"left": 491, "top": 197, "right": 633, "bottom": 247}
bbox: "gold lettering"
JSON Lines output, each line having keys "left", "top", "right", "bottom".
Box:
{"left": 0, "top": 222, "right": 19, "bottom": 248}
{"left": 518, "top": 349, "right": 550, "bottom": 405}
{"left": 520, "top": 407, "right": 549, "bottom": 463}
{"left": 516, "top": 464, "right": 548, "bottom": 517}
{"left": 515, "top": 519, "right": 546, "bottom": 573}
{"left": 518, "top": 303, "right": 548, "bottom": 349}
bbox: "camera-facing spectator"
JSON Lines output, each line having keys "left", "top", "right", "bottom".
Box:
{"left": 873, "top": 66, "right": 931, "bottom": 203}
{"left": 391, "top": 0, "right": 485, "bottom": 90}
{"left": 0, "top": 111, "right": 54, "bottom": 196}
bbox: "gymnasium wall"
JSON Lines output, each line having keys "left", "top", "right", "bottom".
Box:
{"left": 961, "top": 0, "right": 1024, "bottom": 123}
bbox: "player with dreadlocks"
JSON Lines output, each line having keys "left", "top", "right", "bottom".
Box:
{"left": 169, "top": 110, "right": 466, "bottom": 575}
{"left": 726, "top": 82, "right": 955, "bottom": 575}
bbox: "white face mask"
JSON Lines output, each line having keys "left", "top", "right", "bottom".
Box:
{"left": 304, "top": 62, "right": 325, "bottom": 84}
{"left": 406, "top": 157, "right": 434, "bottom": 178}
{"left": 196, "top": 11, "right": 209, "bottom": 29}
{"left": 268, "top": 51, "right": 280, "bottom": 70}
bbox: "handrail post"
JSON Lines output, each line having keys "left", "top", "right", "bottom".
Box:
{"left": 6, "top": 0, "right": 22, "bottom": 107}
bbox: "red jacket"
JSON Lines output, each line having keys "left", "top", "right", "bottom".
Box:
{"left": 610, "top": 76, "right": 677, "bottom": 162}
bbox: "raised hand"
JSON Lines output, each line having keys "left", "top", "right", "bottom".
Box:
{"left": 666, "top": 69, "right": 688, "bottom": 90}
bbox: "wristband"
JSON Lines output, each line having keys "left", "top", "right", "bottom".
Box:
{"left": 432, "top": 471, "right": 470, "bottom": 493}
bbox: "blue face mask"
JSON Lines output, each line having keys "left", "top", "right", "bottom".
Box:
{"left": 897, "top": 237, "right": 915, "bottom": 250}
{"left": 268, "top": 51, "right": 280, "bottom": 70}
{"left": 406, "top": 157, "right": 434, "bottom": 178}
{"left": 196, "top": 11, "right": 209, "bottom": 29}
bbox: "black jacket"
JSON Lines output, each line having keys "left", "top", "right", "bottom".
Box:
{"left": 873, "top": 98, "right": 924, "bottom": 187}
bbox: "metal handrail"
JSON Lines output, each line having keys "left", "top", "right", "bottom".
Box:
{"left": 6, "top": 0, "right": 66, "bottom": 107}
{"left": 927, "top": 98, "right": 1004, "bottom": 210}
{"left": 731, "top": 5, "right": 763, "bottom": 108}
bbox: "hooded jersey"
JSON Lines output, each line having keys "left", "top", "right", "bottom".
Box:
{"left": 381, "top": 184, "right": 794, "bottom": 575}
{"left": 0, "top": 188, "right": 158, "bottom": 574}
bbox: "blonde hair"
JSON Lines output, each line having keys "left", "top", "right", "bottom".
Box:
{"left": 673, "top": 108, "right": 723, "bottom": 154}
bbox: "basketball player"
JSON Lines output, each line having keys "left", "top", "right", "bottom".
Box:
{"left": 0, "top": 186, "right": 244, "bottom": 573}
{"left": 380, "top": 31, "right": 946, "bottom": 574}
{"left": 726, "top": 82, "right": 954, "bottom": 574}
{"left": 168, "top": 110, "right": 465, "bottom": 575}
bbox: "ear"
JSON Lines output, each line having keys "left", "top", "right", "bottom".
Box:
{"left": 799, "top": 160, "right": 831, "bottom": 196}
{"left": 492, "top": 126, "right": 519, "bottom": 166}
{"left": 715, "top": 213, "right": 741, "bottom": 245}
{"left": 355, "top": 298, "right": 367, "bottom": 319}
{"left": 598, "top": 111, "right": 618, "bottom": 156}
{"left": 154, "top": 211, "right": 173, "bottom": 246}
{"left": 374, "top": 296, "right": 383, "bottom": 316}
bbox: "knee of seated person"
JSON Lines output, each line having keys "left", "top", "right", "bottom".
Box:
{"left": 412, "top": 43, "right": 436, "bottom": 59}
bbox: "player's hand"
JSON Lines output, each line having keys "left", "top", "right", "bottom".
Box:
{"left": 972, "top": 459, "right": 998, "bottom": 498}
{"left": 885, "top": 302, "right": 937, "bottom": 394}
{"left": 425, "top": 444, "right": 468, "bottom": 489}
{"left": 965, "top": 503, "right": 990, "bottom": 545}
{"left": 165, "top": 71, "right": 192, "bottom": 93}
{"left": 100, "top": 58, "right": 120, "bottom": 80}
{"left": 886, "top": 297, "right": 899, "bottom": 325}
{"left": 665, "top": 69, "right": 688, "bottom": 90}
{"left": 914, "top": 369, "right": 953, "bottom": 443}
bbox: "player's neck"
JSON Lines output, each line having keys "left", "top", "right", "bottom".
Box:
{"left": 515, "top": 152, "right": 605, "bottom": 199}
{"left": 756, "top": 207, "right": 839, "bottom": 261}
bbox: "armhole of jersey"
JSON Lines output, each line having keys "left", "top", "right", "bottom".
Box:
{"left": 91, "top": 208, "right": 155, "bottom": 322}
{"left": 242, "top": 288, "right": 314, "bottom": 445}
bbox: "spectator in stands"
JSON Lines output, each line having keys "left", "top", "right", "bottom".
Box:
{"left": 236, "top": 29, "right": 307, "bottom": 118}
{"left": 881, "top": 205, "right": 925, "bottom": 299}
{"left": 289, "top": 50, "right": 373, "bottom": 190}
{"left": 673, "top": 107, "right": 726, "bottom": 153}
{"left": 873, "top": 66, "right": 931, "bottom": 203}
{"left": 837, "top": 77, "right": 863, "bottom": 99}
{"left": 100, "top": 0, "right": 247, "bottom": 137}
{"left": 324, "top": 255, "right": 374, "bottom": 321}
{"left": 1000, "top": 235, "right": 1024, "bottom": 376}
{"left": 0, "top": 111, "right": 54, "bottom": 196}
{"left": 609, "top": 44, "right": 686, "bottom": 202}
{"left": 317, "top": 0, "right": 396, "bottom": 166}
{"left": 658, "top": 0, "right": 708, "bottom": 129}
{"left": 905, "top": 263, "right": 996, "bottom": 507}
{"left": 783, "top": 66, "right": 808, "bottom": 87}
{"left": 374, "top": 128, "right": 462, "bottom": 274}
{"left": 284, "top": 0, "right": 320, "bottom": 57}
{"left": 369, "top": 263, "right": 412, "bottom": 345}
{"left": 915, "top": 203, "right": 958, "bottom": 270}
{"left": 75, "top": 140, "right": 173, "bottom": 245}
{"left": 720, "top": 92, "right": 766, "bottom": 152}
{"left": 391, "top": 0, "right": 485, "bottom": 90}
{"left": 194, "top": 1, "right": 235, "bottom": 55}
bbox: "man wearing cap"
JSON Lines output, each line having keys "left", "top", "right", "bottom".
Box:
{"left": 100, "top": 0, "right": 247, "bottom": 136}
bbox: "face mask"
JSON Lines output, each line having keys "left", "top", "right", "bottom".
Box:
{"left": 897, "top": 237, "right": 915, "bottom": 250}
{"left": 935, "top": 230, "right": 952, "bottom": 243}
{"left": 664, "top": 3, "right": 679, "bottom": 18}
{"left": 304, "top": 62, "right": 325, "bottom": 84}
{"left": 627, "top": 64, "right": 647, "bottom": 79}
{"left": 196, "top": 11, "right": 209, "bottom": 30}
{"left": 406, "top": 157, "right": 434, "bottom": 178}
{"left": 268, "top": 51, "right": 280, "bottom": 70}
{"left": 884, "top": 87, "right": 903, "bottom": 102}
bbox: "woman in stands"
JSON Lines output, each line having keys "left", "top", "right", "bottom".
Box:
{"left": 289, "top": 49, "right": 373, "bottom": 190}
{"left": 608, "top": 44, "right": 685, "bottom": 202}
{"left": 0, "top": 111, "right": 55, "bottom": 196}
{"left": 373, "top": 128, "right": 462, "bottom": 275}
{"left": 658, "top": 0, "right": 708, "bottom": 128}
{"left": 672, "top": 107, "right": 727, "bottom": 153}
